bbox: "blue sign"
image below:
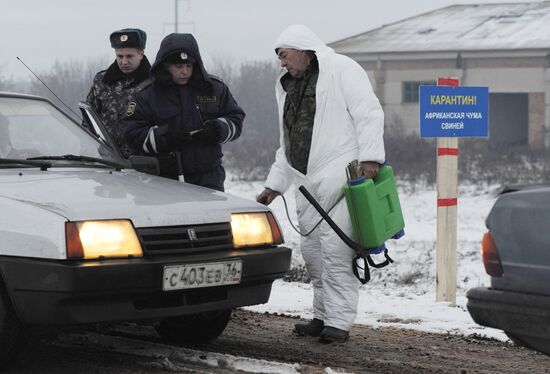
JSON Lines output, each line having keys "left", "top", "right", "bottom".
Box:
{"left": 419, "top": 85, "right": 489, "bottom": 138}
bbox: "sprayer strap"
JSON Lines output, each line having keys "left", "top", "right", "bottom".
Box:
{"left": 366, "top": 249, "right": 394, "bottom": 269}
{"left": 352, "top": 254, "right": 371, "bottom": 285}
{"left": 352, "top": 250, "right": 394, "bottom": 284}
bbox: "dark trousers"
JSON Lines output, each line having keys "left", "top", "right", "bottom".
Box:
{"left": 158, "top": 152, "right": 225, "bottom": 192}
{"left": 184, "top": 164, "right": 226, "bottom": 192}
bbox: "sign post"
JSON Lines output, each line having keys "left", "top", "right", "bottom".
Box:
{"left": 419, "top": 79, "right": 489, "bottom": 305}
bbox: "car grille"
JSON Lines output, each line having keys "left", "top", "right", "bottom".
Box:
{"left": 136, "top": 223, "right": 233, "bottom": 256}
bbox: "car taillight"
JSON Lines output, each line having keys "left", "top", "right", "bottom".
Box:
{"left": 481, "top": 231, "right": 503, "bottom": 277}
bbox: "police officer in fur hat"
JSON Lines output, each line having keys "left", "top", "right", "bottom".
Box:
{"left": 84, "top": 28, "right": 151, "bottom": 157}
{"left": 122, "top": 33, "right": 245, "bottom": 191}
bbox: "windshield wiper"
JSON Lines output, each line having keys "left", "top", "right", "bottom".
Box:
{"left": 27, "top": 154, "right": 128, "bottom": 170}
{"left": 0, "top": 158, "right": 51, "bottom": 170}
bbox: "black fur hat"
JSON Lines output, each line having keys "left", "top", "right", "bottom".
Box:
{"left": 110, "top": 28, "right": 146, "bottom": 49}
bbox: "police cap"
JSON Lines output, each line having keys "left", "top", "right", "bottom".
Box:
{"left": 110, "top": 28, "right": 147, "bottom": 50}
{"left": 165, "top": 51, "right": 196, "bottom": 65}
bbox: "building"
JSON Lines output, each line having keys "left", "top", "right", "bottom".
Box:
{"left": 330, "top": 2, "right": 550, "bottom": 148}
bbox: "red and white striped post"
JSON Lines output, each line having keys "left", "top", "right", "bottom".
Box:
{"left": 436, "top": 77, "right": 459, "bottom": 305}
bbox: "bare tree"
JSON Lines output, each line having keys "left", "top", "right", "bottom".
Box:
{"left": 26, "top": 57, "right": 109, "bottom": 119}
{"left": 233, "top": 60, "right": 280, "bottom": 140}
{"left": 0, "top": 64, "right": 15, "bottom": 92}
{"left": 207, "top": 54, "right": 238, "bottom": 88}
{"left": 220, "top": 59, "right": 281, "bottom": 179}
{"left": 208, "top": 56, "right": 281, "bottom": 142}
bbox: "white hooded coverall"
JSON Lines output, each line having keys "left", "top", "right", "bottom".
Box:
{"left": 265, "top": 25, "right": 385, "bottom": 331}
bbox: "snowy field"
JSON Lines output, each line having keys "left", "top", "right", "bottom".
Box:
{"left": 224, "top": 174, "right": 508, "bottom": 341}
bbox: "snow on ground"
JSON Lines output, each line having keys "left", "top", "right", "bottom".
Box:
{"left": 57, "top": 332, "right": 302, "bottom": 374}
{"left": 225, "top": 173, "right": 508, "bottom": 341}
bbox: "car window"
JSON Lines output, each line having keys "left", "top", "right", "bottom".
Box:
{"left": 0, "top": 97, "right": 117, "bottom": 160}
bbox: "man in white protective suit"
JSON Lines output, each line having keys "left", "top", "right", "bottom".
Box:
{"left": 256, "top": 24, "right": 385, "bottom": 343}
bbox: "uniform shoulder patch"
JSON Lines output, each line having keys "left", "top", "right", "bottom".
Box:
{"left": 126, "top": 101, "right": 136, "bottom": 116}
{"left": 208, "top": 74, "right": 223, "bottom": 83}
{"left": 136, "top": 78, "right": 152, "bottom": 93}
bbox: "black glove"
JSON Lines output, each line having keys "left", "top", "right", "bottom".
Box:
{"left": 166, "top": 129, "right": 193, "bottom": 149}
{"left": 192, "top": 120, "right": 219, "bottom": 144}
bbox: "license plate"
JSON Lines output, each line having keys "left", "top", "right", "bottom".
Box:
{"left": 163, "top": 260, "right": 242, "bottom": 291}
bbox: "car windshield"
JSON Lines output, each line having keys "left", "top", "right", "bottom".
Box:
{"left": 0, "top": 96, "right": 118, "bottom": 162}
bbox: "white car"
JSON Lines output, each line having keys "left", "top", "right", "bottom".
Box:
{"left": 0, "top": 92, "right": 291, "bottom": 367}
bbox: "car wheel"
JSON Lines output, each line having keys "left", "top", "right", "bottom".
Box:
{"left": 155, "top": 309, "right": 232, "bottom": 344}
{"left": 0, "top": 287, "right": 22, "bottom": 368}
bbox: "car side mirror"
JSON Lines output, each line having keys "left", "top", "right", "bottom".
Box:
{"left": 129, "top": 155, "right": 160, "bottom": 175}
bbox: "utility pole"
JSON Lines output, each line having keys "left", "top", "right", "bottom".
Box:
{"left": 174, "top": 0, "right": 193, "bottom": 33}
{"left": 175, "top": 0, "right": 178, "bottom": 32}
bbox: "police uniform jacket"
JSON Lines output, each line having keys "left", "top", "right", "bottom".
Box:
{"left": 85, "top": 57, "right": 151, "bottom": 158}
{"left": 123, "top": 33, "right": 244, "bottom": 177}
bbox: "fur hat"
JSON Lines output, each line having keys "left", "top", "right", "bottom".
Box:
{"left": 110, "top": 28, "right": 146, "bottom": 49}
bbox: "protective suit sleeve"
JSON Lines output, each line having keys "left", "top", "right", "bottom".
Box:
{"left": 340, "top": 58, "right": 385, "bottom": 164}
{"left": 122, "top": 93, "right": 170, "bottom": 154}
{"left": 264, "top": 146, "right": 293, "bottom": 194}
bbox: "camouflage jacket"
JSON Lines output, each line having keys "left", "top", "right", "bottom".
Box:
{"left": 85, "top": 57, "right": 151, "bottom": 157}
{"left": 281, "top": 60, "right": 319, "bottom": 175}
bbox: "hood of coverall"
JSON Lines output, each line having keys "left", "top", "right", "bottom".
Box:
{"left": 150, "top": 33, "right": 212, "bottom": 88}
{"left": 274, "top": 24, "right": 333, "bottom": 58}
{"left": 267, "top": 23, "right": 386, "bottom": 212}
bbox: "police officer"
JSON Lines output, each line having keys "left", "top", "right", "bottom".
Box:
{"left": 123, "top": 33, "right": 245, "bottom": 192}
{"left": 85, "top": 28, "right": 151, "bottom": 157}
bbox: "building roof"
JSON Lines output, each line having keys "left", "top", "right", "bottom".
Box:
{"left": 330, "top": 2, "right": 550, "bottom": 54}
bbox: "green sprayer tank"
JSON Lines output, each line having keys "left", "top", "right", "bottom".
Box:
{"left": 343, "top": 165, "right": 405, "bottom": 251}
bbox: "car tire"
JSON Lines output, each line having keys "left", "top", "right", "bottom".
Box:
{"left": 155, "top": 309, "right": 232, "bottom": 344}
{"left": 0, "top": 287, "right": 23, "bottom": 368}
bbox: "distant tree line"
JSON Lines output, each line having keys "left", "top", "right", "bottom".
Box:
{"left": 0, "top": 64, "right": 15, "bottom": 92}
{"left": 2, "top": 60, "right": 550, "bottom": 186}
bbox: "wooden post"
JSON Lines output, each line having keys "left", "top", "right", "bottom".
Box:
{"left": 436, "top": 77, "right": 459, "bottom": 305}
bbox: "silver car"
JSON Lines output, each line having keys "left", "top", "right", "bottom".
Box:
{"left": 0, "top": 92, "right": 291, "bottom": 367}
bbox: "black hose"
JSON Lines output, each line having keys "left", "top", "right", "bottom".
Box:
{"left": 298, "top": 185, "right": 394, "bottom": 271}
{"left": 298, "top": 185, "right": 361, "bottom": 252}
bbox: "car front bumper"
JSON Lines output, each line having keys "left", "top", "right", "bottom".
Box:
{"left": 0, "top": 246, "right": 291, "bottom": 326}
{"left": 467, "top": 287, "right": 550, "bottom": 338}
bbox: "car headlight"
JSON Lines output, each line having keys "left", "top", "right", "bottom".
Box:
{"left": 65, "top": 220, "right": 143, "bottom": 259}
{"left": 231, "top": 212, "right": 284, "bottom": 248}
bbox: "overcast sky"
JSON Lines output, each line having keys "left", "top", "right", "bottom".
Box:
{"left": 0, "top": 0, "right": 542, "bottom": 80}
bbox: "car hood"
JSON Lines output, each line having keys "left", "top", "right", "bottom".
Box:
{"left": 0, "top": 168, "right": 266, "bottom": 227}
